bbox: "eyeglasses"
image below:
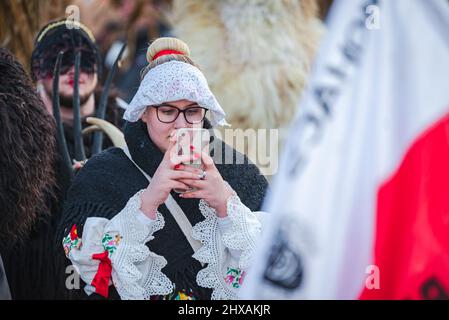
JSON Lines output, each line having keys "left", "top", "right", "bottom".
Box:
{"left": 153, "top": 104, "right": 208, "bottom": 124}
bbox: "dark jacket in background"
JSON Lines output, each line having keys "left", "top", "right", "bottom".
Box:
{"left": 2, "top": 89, "right": 124, "bottom": 300}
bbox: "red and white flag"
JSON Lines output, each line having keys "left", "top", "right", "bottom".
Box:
{"left": 241, "top": 0, "right": 449, "bottom": 299}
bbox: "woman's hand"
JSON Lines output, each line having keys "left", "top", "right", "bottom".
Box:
{"left": 140, "top": 133, "right": 202, "bottom": 219}
{"left": 177, "top": 151, "right": 235, "bottom": 218}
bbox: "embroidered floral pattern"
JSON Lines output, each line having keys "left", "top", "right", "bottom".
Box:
{"left": 157, "top": 287, "right": 196, "bottom": 300}
{"left": 224, "top": 268, "right": 245, "bottom": 288}
{"left": 193, "top": 194, "right": 261, "bottom": 299}
{"left": 62, "top": 224, "right": 82, "bottom": 257}
{"left": 102, "top": 233, "right": 122, "bottom": 256}
{"left": 173, "top": 290, "right": 196, "bottom": 300}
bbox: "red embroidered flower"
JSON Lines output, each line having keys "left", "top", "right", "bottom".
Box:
{"left": 70, "top": 225, "right": 78, "bottom": 241}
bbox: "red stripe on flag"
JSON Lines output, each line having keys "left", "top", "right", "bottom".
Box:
{"left": 360, "top": 109, "right": 449, "bottom": 300}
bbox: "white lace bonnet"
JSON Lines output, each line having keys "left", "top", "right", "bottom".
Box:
{"left": 123, "top": 60, "right": 229, "bottom": 127}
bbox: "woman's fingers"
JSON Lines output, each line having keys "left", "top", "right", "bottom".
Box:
{"left": 168, "top": 129, "right": 179, "bottom": 146}
{"left": 174, "top": 164, "right": 204, "bottom": 175}
{"left": 170, "top": 181, "right": 192, "bottom": 192}
{"left": 179, "top": 189, "right": 204, "bottom": 199}
{"left": 178, "top": 178, "right": 206, "bottom": 189}
{"left": 170, "top": 170, "right": 203, "bottom": 180}
{"left": 165, "top": 131, "right": 178, "bottom": 160}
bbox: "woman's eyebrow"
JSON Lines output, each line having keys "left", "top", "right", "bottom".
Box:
{"left": 159, "top": 102, "right": 200, "bottom": 108}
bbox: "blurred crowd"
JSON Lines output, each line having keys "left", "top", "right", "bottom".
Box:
{"left": 1, "top": 0, "right": 333, "bottom": 103}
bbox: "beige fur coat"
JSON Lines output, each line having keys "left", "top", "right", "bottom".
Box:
{"left": 169, "top": 0, "right": 324, "bottom": 176}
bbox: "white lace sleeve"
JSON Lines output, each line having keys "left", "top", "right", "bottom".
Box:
{"left": 192, "top": 191, "right": 266, "bottom": 300}
{"left": 62, "top": 190, "right": 174, "bottom": 299}
{"left": 219, "top": 195, "right": 263, "bottom": 269}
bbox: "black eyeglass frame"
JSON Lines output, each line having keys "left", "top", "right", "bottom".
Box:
{"left": 152, "top": 103, "right": 208, "bottom": 124}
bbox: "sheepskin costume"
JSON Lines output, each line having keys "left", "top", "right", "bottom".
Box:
{"left": 169, "top": 0, "right": 324, "bottom": 175}
{"left": 0, "top": 48, "right": 65, "bottom": 299}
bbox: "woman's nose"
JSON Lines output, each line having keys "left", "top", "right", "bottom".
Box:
{"left": 173, "top": 111, "right": 189, "bottom": 129}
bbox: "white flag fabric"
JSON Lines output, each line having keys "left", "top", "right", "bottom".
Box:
{"left": 241, "top": 0, "right": 449, "bottom": 299}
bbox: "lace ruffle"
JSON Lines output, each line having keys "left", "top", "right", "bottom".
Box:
{"left": 221, "top": 195, "right": 262, "bottom": 269}
{"left": 192, "top": 199, "right": 234, "bottom": 299}
{"left": 110, "top": 190, "right": 174, "bottom": 299}
{"left": 192, "top": 194, "right": 262, "bottom": 300}
{"left": 65, "top": 190, "right": 174, "bottom": 299}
